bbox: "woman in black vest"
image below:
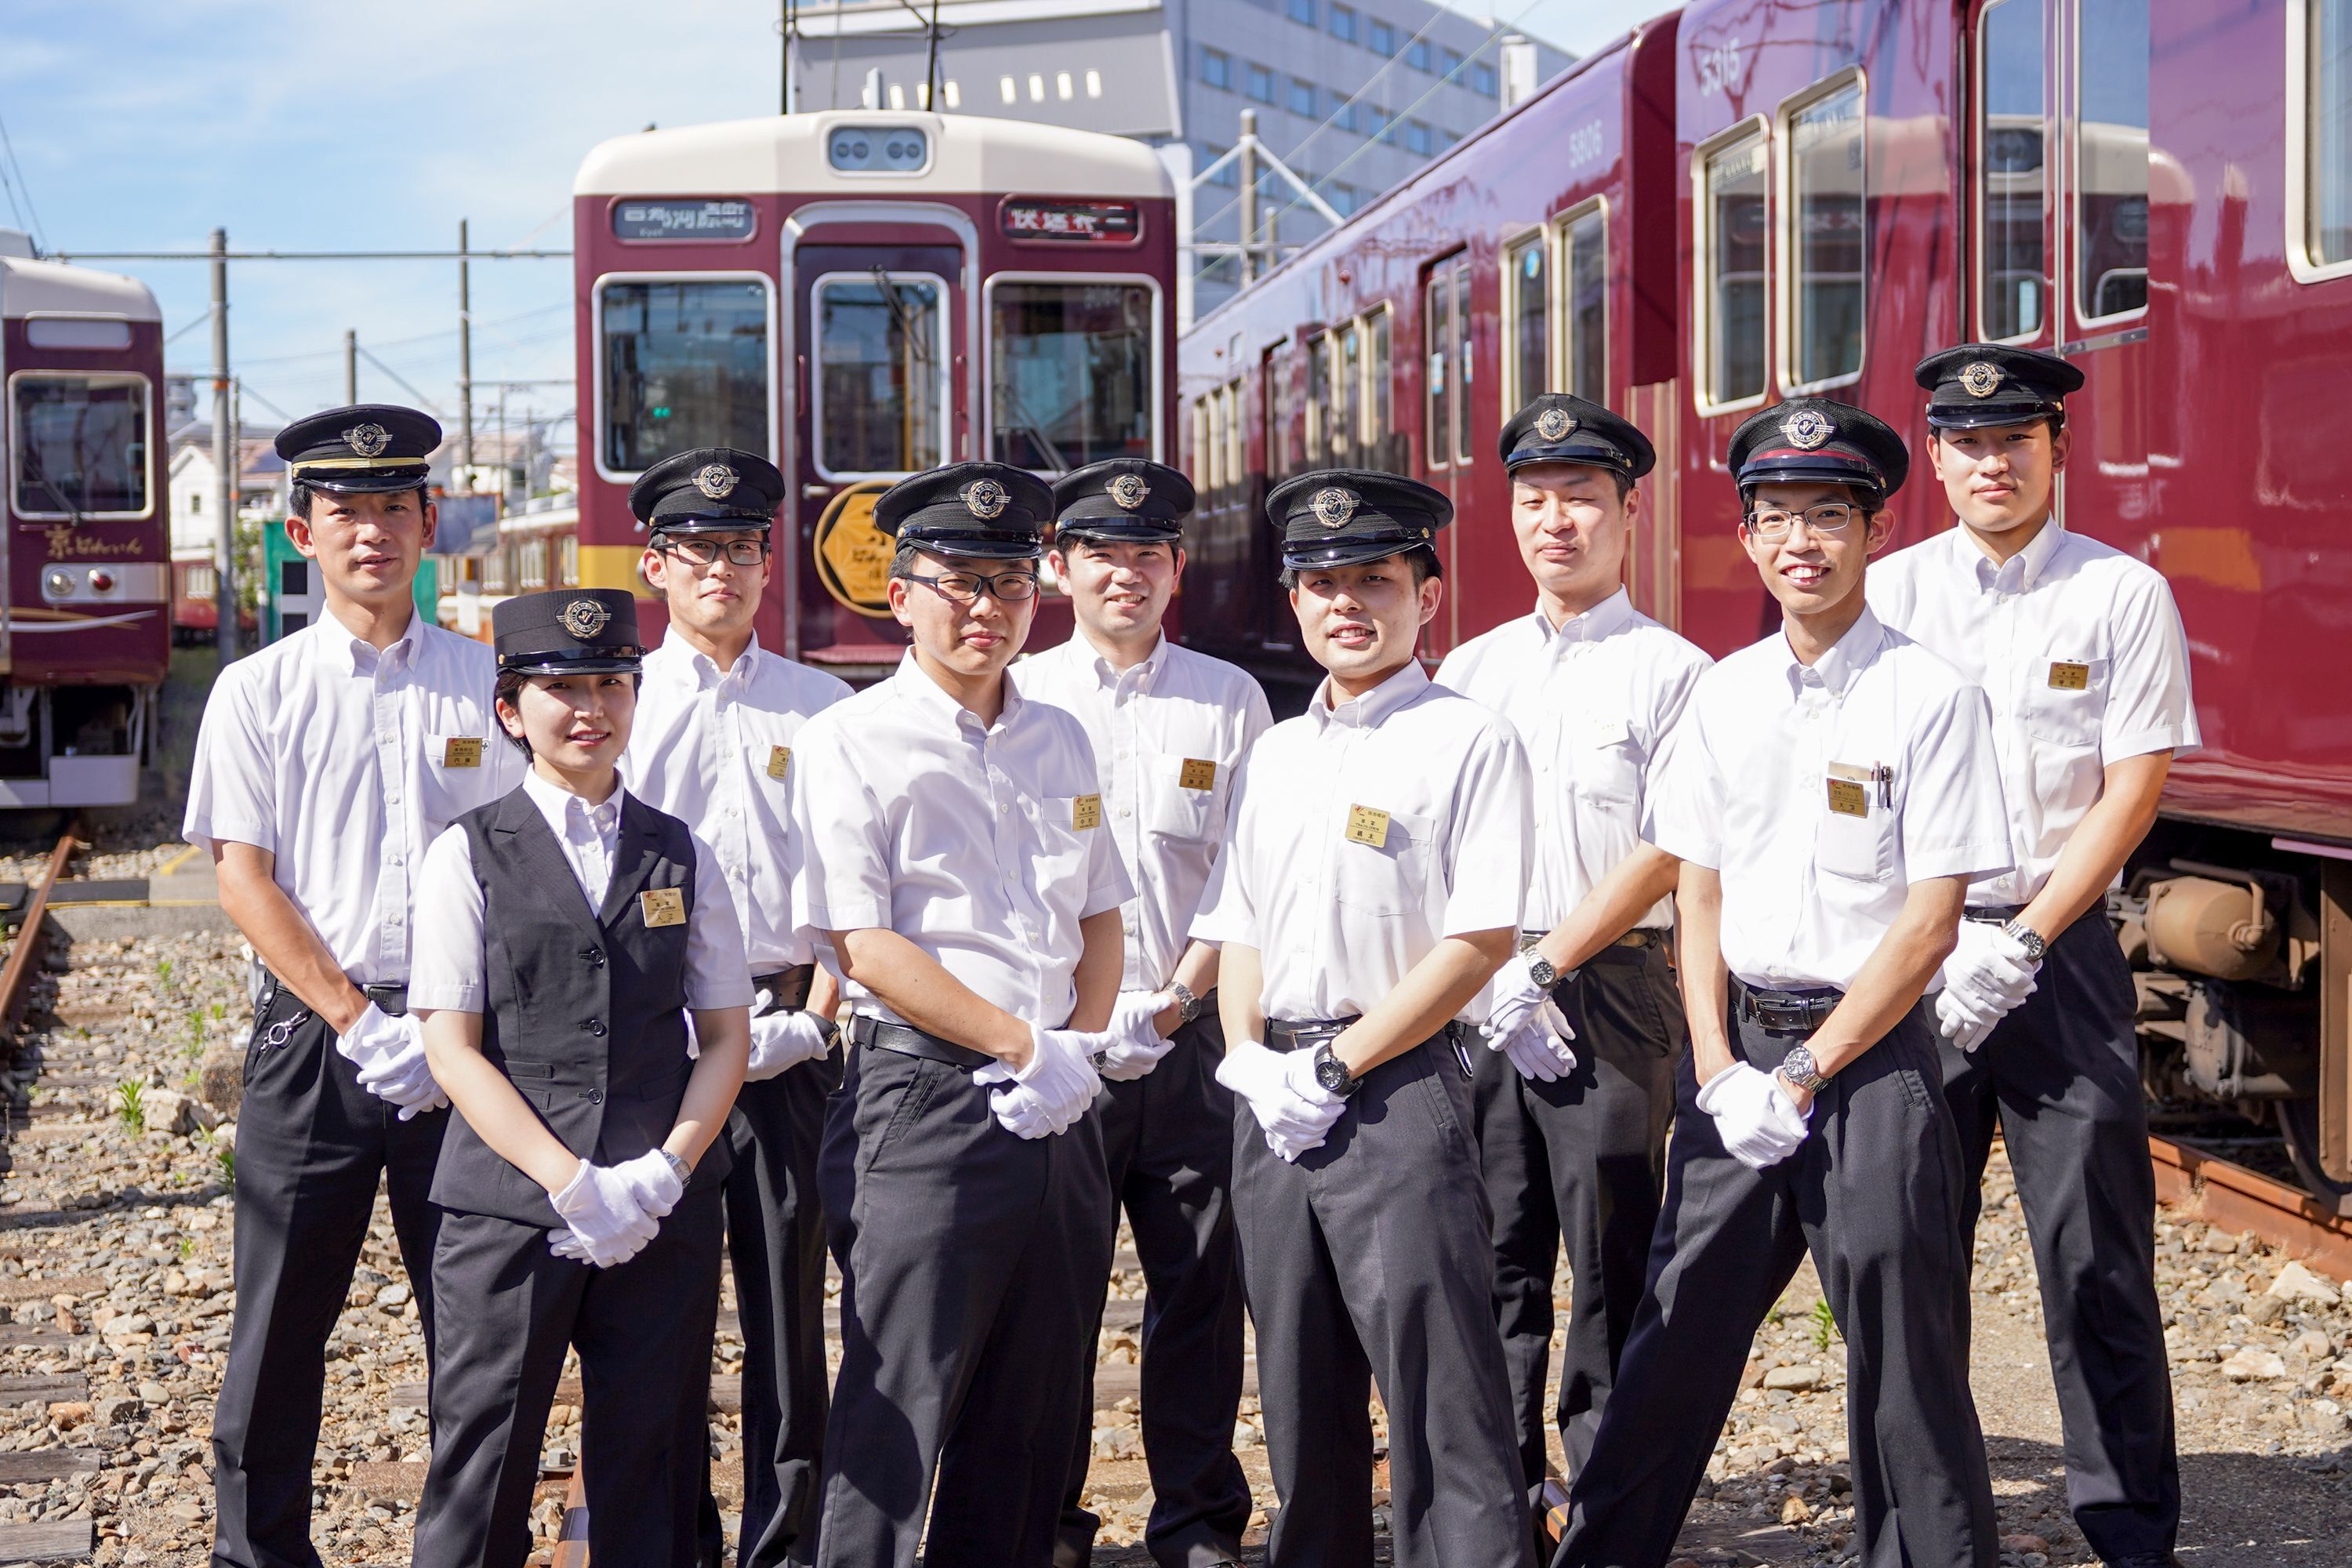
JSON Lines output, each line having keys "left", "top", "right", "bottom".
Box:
{"left": 406, "top": 587, "right": 755, "bottom": 1567}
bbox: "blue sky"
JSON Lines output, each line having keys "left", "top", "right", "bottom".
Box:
{"left": 0, "top": 0, "right": 1671, "bottom": 448}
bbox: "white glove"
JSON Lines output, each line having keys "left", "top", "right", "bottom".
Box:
{"left": 1494, "top": 1000, "right": 1578, "bottom": 1083}
{"left": 609, "top": 1148, "right": 684, "bottom": 1218}
{"left": 1216, "top": 1040, "right": 1346, "bottom": 1161}
{"left": 1097, "top": 990, "right": 1179, "bottom": 1083}
{"left": 746, "top": 993, "right": 833, "bottom": 1081}
{"left": 546, "top": 1159, "right": 660, "bottom": 1269}
{"left": 1695, "top": 1062, "right": 1812, "bottom": 1171}
{"left": 1481, "top": 950, "right": 1560, "bottom": 1045}
{"left": 341, "top": 1007, "right": 448, "bottom": 1120}
{"left": 1016, "top": 1024, "right": 1109, "bottom": 1124}
{"left": 987, "top": 1081, "right": 1065, "bottom": 1140}
{"left": 1934, "top": 979, "right": 2005, "bottom": 1054}
{"left": 1943, "top": 920, "right": 2040, "bottom": 1013}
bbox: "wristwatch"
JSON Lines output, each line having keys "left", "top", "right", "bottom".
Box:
{"left": 1777, "top": 1044, "right": 1828, "bottom": 1095}
{"left": 1167, "top": 980, "right": 1205, "bottom": 1024}
{"left": 1519, "top": 937, "right": 1559, "bottom": 990}
{"left": 1312, "top": 1041, "right": 1363, "bottom": 1098}
{"left": 659, "top": 1149, "right": 692, "bottom": 1187}
{"left": 2002, "top": 919, "right": 2049, "bottom": 962}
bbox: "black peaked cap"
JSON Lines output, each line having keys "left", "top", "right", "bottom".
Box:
{"left": 1915, "top": 343, "right": 2084, "bottom": 430}
{"left": 1726, "top": 399, "right": 1909, "bottom": 510}
{"left": 493, "top": 588, "right": 645, "bottom": 675}
{"left": 1053, "top": 459, "right": 1195, "bottom": 543}
{"left": 630, "top": 446, "right": 786, "bottom": 533}
{"left": 1265, "top": 469, "right": 1452, "bottom": 571}
{"left": 276, "top": 404, "right": 439, "bottom": 495}
{"left": 1497, "top": 393, "right": 1656, "bottom": 480}
{"left": 873, "top": 462, "right": 1053, "bottom": 561}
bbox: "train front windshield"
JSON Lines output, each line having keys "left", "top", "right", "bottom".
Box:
{"left": 13, "top": 374, "right": 151, "bottom": 517}
{"left": 989, "top": 280, "right": 1156, "bottom": 470}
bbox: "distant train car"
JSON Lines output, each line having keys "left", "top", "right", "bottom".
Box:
{"left": 570, "top": 111, "right": 1178, "bottom": 679}
{"left": 0, "top": 235, "right": 168, "bottom": 807}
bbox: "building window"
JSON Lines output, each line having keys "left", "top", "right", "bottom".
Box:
{"left": 1247, "top": 64, "right": 1276, "bottom": 104}
{"left": 1330, "top": 93, "right": 1358, "bottom": 132}
{"left": 1698, "top": 125, "right": 1769, "bottom": 409}
{"left": 1369, "top": 18, "right": 1396, "bottom": 54}
{"left": 1085, "top": 69, "right": 1102, "bottom": 98}
{"left": 2076, "top": 0, "right": 2148, "bottom": 320}
{"left": 1000, "top": 75, "right": 1017, "bottom": 103}
{"left": 1406, "top": 119, "right": 1432, "bottom": 154}
{"left": 1290, "top": 78, "right": 1317, "bottom": 115}
{"left": 1201, "top": 46, "right": 1232, "bottom": 89}
{"left": 1331, "top": 182, "right": 1358, "bottom": 214}
{"left": 1976, "top": 0, "right": 2046, "bottom": 337}
{"left": 1443, "top": 46, "right": 1464, "bottom": 77}
{"left": 1787, "top": 78, "right": 1867, "bottom": 387}
{"left": 1204, "top": 143, "right": 1237, "bottom": 187}
{"left": 1329, "top": 2, "right": 1356, "bottom": 42}
{"left": 1504, "top": 230, "right": 1548, "bottom": 406}
{"left": 1472, "top": 60, "right": 1497, "bottom": 97}
{"left": 1443, "top": 127, "right": 1461, "bottom": 147}
{"left": 1378, "top": 110, "right": 1401, "bottom": 146}
{"left": 1407, "top": 38, "right": 1431, "bottom": 71}
{"left": 1287, "top": 0, "right": 1315, "bottom": 24}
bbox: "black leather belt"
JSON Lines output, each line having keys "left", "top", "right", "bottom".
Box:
{"left": 1963, "top": 905, "right": 2024, "bottom": 925}
{"left": 263, "top": 970, "right": 407, "bottom": 1018}
{"left": 848, "top": 1014, "right": 992, "bottom": 1070}
{"left": 1519, "top": 927, "right": 1669, "bottom": 955}
{"left": 753, "top": 964, "right": 815, "bottom": 1011}
{"left": 1734, "top": 981, "right": 1842, "bottom": 1036}
{"left": 1265, "top": 1016, "right": 1356, "bottom": 1053}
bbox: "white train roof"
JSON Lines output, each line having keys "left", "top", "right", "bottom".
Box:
{"left": 0, "top": 252, "right": 163, "bottom": 323}
{"left": 575, "top": 111, "right": 1171, "bottom": 201}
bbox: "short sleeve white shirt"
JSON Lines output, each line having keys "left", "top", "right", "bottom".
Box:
{"left": 1435, "top": 588, "right": 1711, "bottom": 931}
{"left": 1014, "top": 633, "right": 1273, "bottom": 989}
{"left": 1191, "top": 661, "right": 1532, "bottom": 1023}
{"left": 1645, "top": 609, "right": 2013, "bottom": 993}
{"left": 1868, "top": 516, "right": 2200, "bottom": 907}
{"left": 182, "top": 612, "right": 522, "bottom": 984}
{"left": 626, "top": 630, "right": 853, "bottom": 971}
{"left": 792, "top": 653, "right": 1136, "bottom": 1029}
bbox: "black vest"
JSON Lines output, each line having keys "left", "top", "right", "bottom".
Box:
{"left": 428, "top": 786, "right": 732, "bottom": 1225}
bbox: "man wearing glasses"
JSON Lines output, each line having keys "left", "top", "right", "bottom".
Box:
{"left": 622, "top": 446, "right": 851, "bottom": 1568}
{"left": 793, "top": 462, "right": 1128, "bottom": 1567}
{"left": 1555, "top": 400, "right": 2005, "bottom": 1568}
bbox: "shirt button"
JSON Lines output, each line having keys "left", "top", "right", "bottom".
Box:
{"left": 586, "top": 1089, "right": 604, "bottom": 1105}
{"left": 583, "top": 1019, "right": 607, "bottom": 1036}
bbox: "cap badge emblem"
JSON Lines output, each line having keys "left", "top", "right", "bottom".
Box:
{"left": 694, "top": 462, "right": 739, "bottom": 499}
{"left": 1783, "top": 409, "right": 1835, "bottom": 451}
{"left": 963, "top": 478, "right": 1008, "bottom": 520}
{"left": 561, "top": 598, "right": 611, "bottom": 640}
{"left": 1310, "top": 486, "right": 1359, "bottom": 530}
{"left": 1107, "top": 473, "right": 1151, "bottom": 511}
{"left": 1960, "top": 361, "right": 2003, "bottom": 398}
{"left": 342, "top": 423, "right": 390, "bottom": 458}
{"left": 1535, "top": 408, "right": 1576, "bottom": 442}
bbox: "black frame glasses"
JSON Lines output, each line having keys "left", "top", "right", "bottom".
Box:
{"left": 656, "top": 535, "right": 771, "bottom": 567}
{"left": 905, "top": 568, "right": 1041, "bottom": 604}
{"left": 1742, "top": 503, "right": 1861, "bottom": 541}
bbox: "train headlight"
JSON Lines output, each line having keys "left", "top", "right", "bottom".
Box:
{"left": 42, "top": 568, "right": 74, "bottom": 602}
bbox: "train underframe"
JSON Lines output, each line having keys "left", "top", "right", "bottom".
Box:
{"left": 0, "top": 681, "right": 155, "bottom": 808}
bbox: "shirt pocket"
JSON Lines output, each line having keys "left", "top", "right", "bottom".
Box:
{"left": 1034, "top": 794, "right": 1101, "bottom": 889}
{"left": 1816, "top": 771, "right": 1894, "bottom": 884}
{"left": 1334, "top": 807, "right": 1436, "bottom": 918}
{"left": 2020, "top": 655, "right": 2108, "bottom": 751}
{"left": 1571, "top": 715, "right": 1643, "bottom": 808}
{"left": 1145, "top": 759, "right": 1219, "bottom": 844}
{"left": 422, "top": 729, "right": 500, "bottom": 817}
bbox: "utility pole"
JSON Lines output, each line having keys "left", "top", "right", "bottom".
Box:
{"left": 343, "top": 329, "right": 358, "bottom": 405}
{"left": 1238, "top": 110, "right": 1258, "bottom": 288}
{"left": 457, "top": 219, "right": 474, "bottom": 492}
{"left": 209, "top": 227, "right": 237, "bottom": 662}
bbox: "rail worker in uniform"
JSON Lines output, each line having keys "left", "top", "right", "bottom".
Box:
{"left": 1022, "top": 458, "right": 1272, "bottom": 1568}
{"left": 185, "top": 404, "right": 523, "bottom": 1568}
{"left": 1192, "top": 470, "right": 1536, "bottom": 1568}
{"left": 1432, "top": 394, "right": 1711, "bottom": 1522}
{"left": 620, "top": 446, "right": 853, "bottom": 1568}
{"left": 407, "top": 586, "right": 755, "bottom": 1568}
{"left": 1555, "top": 401, "right": 2006, "bottom": 1568}
{"left": 793, "top": 462, "right": 1129, "bottom": 1568}
{"left": 1871, "top": 345, "right": 2196, "bottom": 1568}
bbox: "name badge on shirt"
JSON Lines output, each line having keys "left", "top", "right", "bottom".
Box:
{"left": 1581, "top": 714, "right": 1630, "bottom": 748}
{"left": 441, "top": 736, "right": 484, "bottom": 768}
{"left": 1178, "top": 758, "right": 1218, "bottom": 791}
{"left": 1345, "top": 804, "right": 1392, "bottom": 848}
{"left": 1072, "top": 793, "right": 1103, "bottom": 830}
{"left": 640, "top": 887, "right": 687, "bottom": 928}
{"left": 1825, "top": 762, "right": 1873, "bottom": 818}
{"left": 2048, "top": 661, "right": 2091, "bottom": 691}
{"left": 766, "top": 745, "right": 792, "bottom": 781}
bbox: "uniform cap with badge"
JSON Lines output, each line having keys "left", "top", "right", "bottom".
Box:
{"left": 1726, "top": 397, "right": 1910, "bottom": 512}
{"left": 1497, "top": 393, "right": 1657, "bottom": 480}
{"left": 1914, "top": 343, "right": 2083, "bottom": 431}
{"left": 874, "top": 461, "right": 1055, "bottom": 561}
{"left": 1265, "top": 469, "right": 1454, "bottom": 571}
{"left": 628, "top": 446, "right": 787, "bottom": 535}
{"left": 1051, "top": 458, "right": 1196, "bottom": 544}
{"left": 492, "top": 588, "right": 646, "bottom": 676}
{"left": 275, "top": 404, "right": 441, "bottom": 495}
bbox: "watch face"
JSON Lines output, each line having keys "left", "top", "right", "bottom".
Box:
{"left": 1315, "top": 1048, "right": 1353, "bottom": 1094}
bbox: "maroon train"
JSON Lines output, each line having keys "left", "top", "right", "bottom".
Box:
{"left": 1177, "top": 0, "right": 2352, "bottom": 1201}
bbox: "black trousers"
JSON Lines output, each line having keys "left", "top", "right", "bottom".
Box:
{"left": 1472, "top": 944, "right": 1682, "bottom": 1499}
{"left": 412, "top": 1187, "right": 724, "bottom": 1568}
{"left": 815, "top": 1040, "right": 1114, "bottom": 1568}
{"left": 1234, "top": 1032, "right": 1534, "bottom": 1568}
{"left": 1055, "top": 1014, "right": 1252, "bottom": 1568}
{"left": 1555, "top": 1002, "right": 1996, "bottom": 1568}
{"left": 1942, "top": 912, "right": 2178, "bottom": 1563}
{"left": 211, "top": 982, "right": 446, "bottom": 1568}
{"left": 699, "top": 1047, "right": 844, "bottom": 1568}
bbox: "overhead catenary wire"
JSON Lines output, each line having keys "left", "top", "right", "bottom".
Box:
{"left": 0, "top": 102, "right": 45, "bottom": 249}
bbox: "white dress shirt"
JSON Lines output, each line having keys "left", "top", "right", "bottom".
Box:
{"left": 1867, "top": 514, "right": 2200, "bottom": 908}
{"left": 1015, "top": 632, "right": 1273, "bottom": 989}
{"left": 1436, "top": 588, "right": 1711, "bottom": 932}
{"left": 183, "top": 610, "right": 522, "bottom": 984}
{"left": 626, "top": 630, "right": 852, "bottom": 972}
{"left": 1645, "top": 609, "right": 2013, "bottom": 993}
{"left": 792, "top": 653, "right": 1137, "bottom": 1029}
{"left": 1192, "top": 660, "right": 1532, "bottom": 1024}
{"left": 406, "top": 771, "right": 753, "bottom": 1014}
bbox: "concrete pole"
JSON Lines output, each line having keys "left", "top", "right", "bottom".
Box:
{"left": 209, "top": 227, "right": 237, "bottom": 662}
{"left": 343, "top": 329, "right": 357, "bottom": 405}
{"left": 1237, "top": 109, "right": 1258, "bottom": 288}
{"left": 458, "top": 220, "right": 474, "bottom": 492}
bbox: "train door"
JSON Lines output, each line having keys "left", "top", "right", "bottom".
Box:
{"left": 1421, "top": 252, "right": 1472, "bottom": 650}
{"left": 789, "top": 237, "right": 964, "bottom": 673}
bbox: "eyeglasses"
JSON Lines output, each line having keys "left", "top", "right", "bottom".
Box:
{"left": 657, "top": 536, "right": 771, "bottom": 568}
{"left": 1743, "top": 503, "right": 1860, "bottom": 541}
{"left": 906, "top": 568, "right": 1040, "bottom": 604}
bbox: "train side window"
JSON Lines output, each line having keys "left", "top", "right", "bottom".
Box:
{"left": 1192, "top": 397, "right": 1213, "bottom": 489}
{"left": 814, "top": 272, "right": 948, "bottom": 480}
{"left": 9, "top": 373, "right": 151, "bottom": 518}
{"left": 1221, "top": 380, "right": 1244, "bottom": 490}
{"left": 560, "top": 534, "right": 579, "bottom": 587}
{"left": 1262, "top": 346, "right": 1290, "bottom": 480}
{"left": 1452, "top": 261, "right": 1472, "bottom": 463}
{"left": 1366, "top": 305, "right": 1392, "bottom": 459}
{"left": 1424, "top": 272, "right": 1451, "bottom": 466}
{"left": 1978, "top": 0, "right": 2049, "bottom": 338}
{"left": 1558, "top": 202, "right": 1607, "bottom": 403}
{"left": 1697, "top": 122, "right": 1769, "bottom": 412}
{"left": 597, "top": 277, "right": 771, "bottom": 477}
{"left": 1306, "top": 332, "right": 1334, "bottom": 463}
{"left": 2074, "top": 0, "right": 2148, "bottom": 321}
{"left": 2295, "top": 0, "right": 2352, "bottom": 275}
{"left": 989, "top": 279, "right": 1158, "bottom": 469}
{"left": 1503, "top": 230, "right": 1549, "bottom": 409}
{"left": 1784, "top": 76, "right": 1866, "bottom": 390}
{"left": 1338, "top": 320, "right": 1364, "bottom": 464}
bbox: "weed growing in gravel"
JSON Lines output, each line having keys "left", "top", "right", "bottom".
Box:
{"left": 156, "top": 956, "right": 174, "bottom": 991}
{"left": 116, "top": 1077, "right": 145, "bottom": 1131}
{"left": 1811, "top": 1298, "right": 1839, "bottom": 1352}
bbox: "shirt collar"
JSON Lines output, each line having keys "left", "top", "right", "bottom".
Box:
{"left": 318, "top": 608, "right": 419, "bottom": 676}
{"left": 1310, "top": 659, "right": 1430, "bottom": 732}
{"left": 658, "top": 626, "right": 763, "bottom": 691}
{"left": 1957, "top": 512, "right": 2067, "bottom": 594}
{"left": 892, "top": 649, "right": 1022, "bottom": 732}
{"left": 521, "top": 768, "right": 623, "bottom": 839}
{"left": 1535, "top": 586, "right": 1634, "bottom": 648}
{"left": 1779, "top": 606, "right": 1886, "bottom": 700}
{"left": 1087, "top": 630, "right": 1167, "bottom": 693}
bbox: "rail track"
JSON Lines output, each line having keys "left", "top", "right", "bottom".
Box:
{"left": 2150, "top": 1134, "right": 2352, "bottom": 1279}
